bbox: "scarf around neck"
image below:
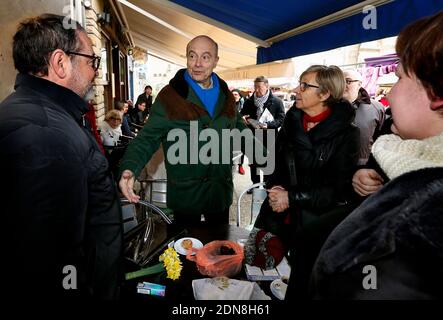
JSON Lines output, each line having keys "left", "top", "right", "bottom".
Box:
{"left": 254, "top": 90, "right": 270, "bottom": 118}
{"left": 372, "top": 132, "right": 443, "bottom": 180}
{"left": 302, "top": 107, "right": 332, "bottom": 132}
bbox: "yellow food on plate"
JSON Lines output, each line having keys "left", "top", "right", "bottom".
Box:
{"left": 181, "top": 239, "right": 193, "bottom": 250}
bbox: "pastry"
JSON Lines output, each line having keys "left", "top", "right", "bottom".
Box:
{"left": 181, "top": 239, "right": 193, "bottom": 250}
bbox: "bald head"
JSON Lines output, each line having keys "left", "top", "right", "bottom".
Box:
{"left": 186, "top": 35, "right": 218, "bottom": 58}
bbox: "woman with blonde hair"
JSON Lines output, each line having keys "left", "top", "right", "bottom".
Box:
{"left": 99, "top": 109, "right": 122, "bottom": 146}
{"left": 311, "top": 11, "right": 443, "bottom": 300}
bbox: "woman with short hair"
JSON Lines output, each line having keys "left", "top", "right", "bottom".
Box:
{"left": 245, "top": 65, "right": 360, "bottom": 298}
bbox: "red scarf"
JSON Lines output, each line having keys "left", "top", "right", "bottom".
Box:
{"left": 303, "top": 107, "right": 332, "bottom": 132}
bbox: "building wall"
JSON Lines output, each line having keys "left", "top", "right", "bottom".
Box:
{"left": 85, "top": 0, "right": 106, "bottom": 122}
{"left": 143, "top": 54, "right": 182, "bottom": 99}
{"left": 0, "top": 0, "right": 69, "bottom": 101}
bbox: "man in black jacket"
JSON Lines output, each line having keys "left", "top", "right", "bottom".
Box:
{"left": 135, "top": 85, "right": 153, "bottom": 117}
{"left": 241, "top": 76, "right": 285, "bottom": 185}
{"left": 0, "top": 14, "right": 123, "bottom": 300}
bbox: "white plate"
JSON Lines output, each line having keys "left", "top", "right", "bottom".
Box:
{"left": 270, "top": 278, "right": 288, "bottom": 300}
{"left": 174, "top": 237, "right": 203, "bottom": 255}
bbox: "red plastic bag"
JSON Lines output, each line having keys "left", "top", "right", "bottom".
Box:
{"left": 186, "top": 240, "right": 244, "bottom": 277}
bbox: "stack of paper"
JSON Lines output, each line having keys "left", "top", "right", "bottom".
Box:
{"left": 258, "top": 108, "right": 274, "bottom": 123}
{"left": 245, "top": 257, "right": 291, "bottom": 281}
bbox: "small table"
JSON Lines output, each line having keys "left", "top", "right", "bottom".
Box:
{"left": 122, "top": 224, "right": 251, "bottom": 301}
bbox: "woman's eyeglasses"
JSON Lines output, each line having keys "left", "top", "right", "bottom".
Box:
{"left": 109, "top": 117, "right": 121, "bottom": 122}
{"left": 66, "top": 51, "right": 101, "bottom": 71}
{"left": 299, "top": 82, "right": 320, "bottom": 92}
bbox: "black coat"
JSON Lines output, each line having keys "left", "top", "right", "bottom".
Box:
{"left": 255, "top": 100, "right": 360, "bottom": 299}
{"left": 241, "top": 91, "right": 285, "bottom": 129}
{"left": 0, "top": 74, "right": 123, "bottom": 300}
{"left": 267, "top": 100, "right": 360, "bottom": 213}
{"left": 135, "top": 93, "right": 153, "bottom": 117}
{"left": 129, "top": 108, "right": 146, "bottom": 127}
{"left": 311, "top": 167, "right": 443, "bottom": 299}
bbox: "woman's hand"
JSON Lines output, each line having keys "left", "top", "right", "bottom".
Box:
{"left": 267, "top": 186, "right": 289, "bottom": 213}
{"left": 352, "top": 169, "right": 384, "bottom": 196}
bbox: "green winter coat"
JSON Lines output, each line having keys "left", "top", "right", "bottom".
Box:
{"left": 120, "top": 69, "right": 248, "bottom": 216}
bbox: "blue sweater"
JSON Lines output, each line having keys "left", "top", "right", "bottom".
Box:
{"left": 184, "top": 71, "right": 220, "bottom": 117}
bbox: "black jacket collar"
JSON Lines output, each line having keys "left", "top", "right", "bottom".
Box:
{"left": 14, "top": 73, "right": 89, "bottom": 123}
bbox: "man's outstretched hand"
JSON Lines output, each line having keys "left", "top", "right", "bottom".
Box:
{"left": 119, "top": 170, "right": 140, "bottom": 203}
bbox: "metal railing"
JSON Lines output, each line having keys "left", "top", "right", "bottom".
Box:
{"left": 120, "top": 198, "right": 172, "bottom": 224}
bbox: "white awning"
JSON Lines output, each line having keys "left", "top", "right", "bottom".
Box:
{"left": 217, "top": 60, "right": 295, "bottom": 81}
{"left": 116, "top": 0, "right": 258, "bottom": 71}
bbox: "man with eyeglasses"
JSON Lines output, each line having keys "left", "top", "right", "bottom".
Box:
{"left": 342, "top": 69, "right": 386, "bottom": 166}
{"left": 0, "top": 14, "right": 123, "bottom": 300}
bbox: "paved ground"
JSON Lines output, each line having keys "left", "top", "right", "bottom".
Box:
{"left": 228, "top": 158, "right": 263, "bottom": 229}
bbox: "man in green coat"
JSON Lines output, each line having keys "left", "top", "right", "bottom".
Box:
{"left": 119, "top": 35, "right": 250, "bottom": 225}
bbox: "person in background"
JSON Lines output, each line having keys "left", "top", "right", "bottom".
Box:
{"left": 126, "top": 99, "right": 134, "bottom": 113}
{"left": 99, "top": 109, "right": 123, "bottom": 147}
{"left": 232, "top": 88, "right": 246, "bottom": 175}
{"left": 135, "top": 85, "right": 153, "bottom": 118}
{"left": 119, "top": 35, "right": 249, "bottom": 226}
{"left": 379, "top": 95, "right": 389, "bottom": 107}
{"left": 0, "top": 14, "right": 123, "bottom": 300}
{"left": 375, "top": 88, "right": 390, "bottom": 107}
{"left": 241, "top": 76, "right": 285, "bottom": 186}
{"left": 129, "top": 100, "right": 147, "bottom": 128}
{"left": 232, "top": 88, "right": 244, "bottom": 112}
{"left": 311, "top": 11, "right": 443, "bottom": 300}
{"left": 342, "top": 69, "right": 385, "bottom": 166}
{"left": 114, "top": 100, "right": 135, "bottom": 138}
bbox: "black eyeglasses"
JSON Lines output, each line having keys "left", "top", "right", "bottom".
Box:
{"left": 299, "top": 82, "right": 320, "bottom": 92}
{"left": 345, "top": 79, "right": 360, "bottom": 85}
{"left": 66, "top": 51, "right": 101, "bottom": 71}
